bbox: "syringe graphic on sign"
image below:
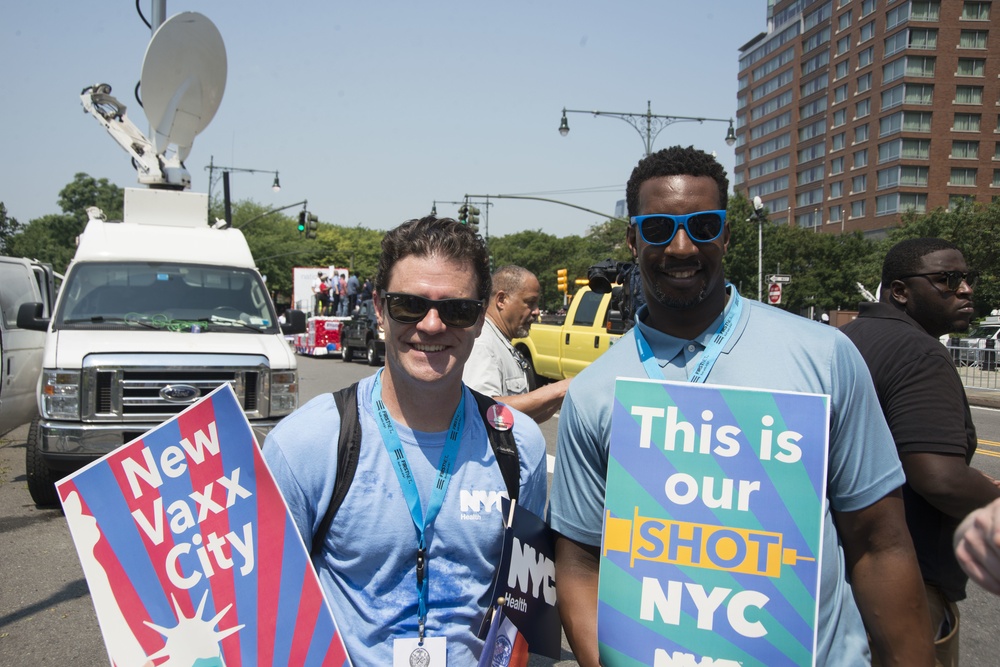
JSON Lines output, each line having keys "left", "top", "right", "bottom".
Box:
{"left": 603, "top": 507, "right": 816, "bottom": 578}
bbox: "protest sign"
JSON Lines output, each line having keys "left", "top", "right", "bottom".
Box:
{"left": 599, "top": 379, "right": 829, "bottom": 667}
{"left": 479, "top": 498, "right": 561, "bottom": 659}
{"left": 56, "top": 384, "right": 351, "bottom": 667}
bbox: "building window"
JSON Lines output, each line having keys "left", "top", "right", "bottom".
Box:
{"left": 796, "top": 188, "right": 824, "bottom": 207}
{"left": 803, "top": 26, "right": 833, "bottom": 54}
{"left": 905, "top": 83, "right": 934, "bottom": 105}
{"left": 854, "top": 148, "right": 869, "bottom": 169}
{"left": 952, "top": 140, "right": 979, "bottom": 159}
{"left": 751, "top": 90, "right": 793, "bottom": 120}
{"left": 838, "top": 10, "right": 852, "bottom": 31}
{"left": 876, "top": 194, "right": 899, "bottom": 215}
{"left": 904, "top": 111, "right": 933, "bottom": 132}
{"left": 954, "top": 113, "right": 981, "bottom": 132}
{"left": 796, "top": 211, "right": 823, "bottom": 228}
{"left": 831, "top": 156, "right": 846, "bottom": 175}
{"left": 879, "top": 139, "right": 902, "bottom": 163}
{"left": 861, "top": 0, "right": 876, "bottom": 17}
{"left": 837, "top": 34, "right": 852, "bottom": 55}
{"left": 799, "top": 165, "right": 826, "bottom": 186}
{"left": 880, "top": 112, "right": 903, "bottom": 137}
{"left": 799, "top": 119, "right": 827, "bottom": 141}
{"left": 886, "top": 4, "right": 910, "bottom": 29}
{"left": 911, "top": 1, "right": 941, "bottom": 21}
{"left": 961, "top": 2, "right": 991, "bottom": 20}
{"left": 858, "top": 46, "right": 874, "bottom": 68}
{"left": 909, "top": 28, "right": 938, "bottom": 49}
{"left": 857, "top": 72, "right": 872, "bottom": 94}
{"left": 903, "top": 138, "right": 932, "bottom": 159}
{"left": 883, "top": 58, "right": 905, "bottom": 84}
{"left": 949, "top": 195, "right": 976, "bottom": 211}
{"left": 856, "top": 98, "right": 871, "bottom": 119}
{"left": 750, "top": 133, "right": 792, "bottom": 160}
{"left": 855, "top": 124, "right": 870, "bottom": 143}
{"left": 802, "top": 51, "right": 830, "bottom": 76}
{"left": 830, "top": 180, "right": 844, "bottom": 198}
{"left": 800, "top": 97, "right": 828, "bottom": 120}
{"left": 959, "top": 30, "right": 988, "bottom": 49}
{"left": 835, "top": 84, "right": 849, "bottom": 104}
{"left": 852, "top": 174, "right": 868, "bottom": 193}
{"left": 900, "top": 193, "right": 928, "bottom": 213}
{"left": 877, "top": 167, "right": 900, "bottom": 190}
{"left": 901, "top": 166, "right": 930, "bottom": 186}
{"left": 835, "top": 59, "right": 850, "bottom": 80}
{"left": 995, "top": 143, "right": 1000, "bottom": 160}
{"left": 748, "top": 175, "right": 790, "bottom": 199}
{"left": 859, "top": 21, "right": 876, "bottom": 43}
{"left": 957, "top": 58, "right": 986, "bottom": 77}
{"left": 830, "top": 204, "right": 844, "bottom": 223}
{"left": 832, "top": 132, "right": 847, "bottom": 151}
{"left": 851, "top": 200, "right": 867, "bottom": 218}
{"left": 906, "top": 55, "right": 936, "bottom": 77}
{"left": 833, "top": 108, "right": 848, "bottom": 128}
{"left": 955, "top": 86, "right": 984, "bottom": 105}
{"left": 798, "top": 142, "right": 827, "bottom": 163}
{"left": 950, "top": 168, "right": 978, "bottom": 186}
{"left": 884, "top": 31, "right": 907, "bottom": 58}
{"left": 993, "top": 170, "right": 1000, "bottom": 188}
{"left": 882, "top": 84, "right": 905, "bottom": 111}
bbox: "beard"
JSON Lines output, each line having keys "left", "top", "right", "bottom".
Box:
{"left": 648, "top": 279, "right": 710, "bottom": 310}
{"left": 513, "top": 322, "right": 531, "bottom": 339}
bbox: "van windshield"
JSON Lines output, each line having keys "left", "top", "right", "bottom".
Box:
{"left": 967, "top": 325, "right": 1000, "bottom": 340}
{"left": 55, "top": 262, "right": 278, "bottom": 333}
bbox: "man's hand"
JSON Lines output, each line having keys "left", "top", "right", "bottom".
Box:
{"left": 954, "top": 497, "right": 1000, "bottom": 595}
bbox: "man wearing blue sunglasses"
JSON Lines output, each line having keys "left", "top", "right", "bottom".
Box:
{"left": 549, "top": 146, "right": 933, "bottom": 666}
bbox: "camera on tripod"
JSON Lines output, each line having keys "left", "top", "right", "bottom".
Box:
{"left": 587, "top": 259, "right": 644, "bottom": 333}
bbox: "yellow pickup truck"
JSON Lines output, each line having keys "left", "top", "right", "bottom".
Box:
{"left": 513, "top": 286, "right": 624, "bottom": 383}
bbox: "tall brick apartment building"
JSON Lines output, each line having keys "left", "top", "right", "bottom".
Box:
{"left": 735, "top": 0, "right": 998, "bottom": 238}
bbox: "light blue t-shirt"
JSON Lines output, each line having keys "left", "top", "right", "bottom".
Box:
{"left": 549, "top": 294, "right": 904, "bottom": 667}
{"left": 264, "top": 374, "right": 548, "bottom": 665}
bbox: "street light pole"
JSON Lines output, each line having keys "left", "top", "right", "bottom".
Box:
{"left": 205, "top": 155, "right": 281, "bottom": 224}
{"left": 558, "top": 100, "right": 737, "bottom": 156}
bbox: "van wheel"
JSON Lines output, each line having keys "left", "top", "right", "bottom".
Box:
{"left": 341, "top": 344, "right": 353, "bottom": 362}
{"left": 367, "top": 339, "right": 381, "bottom": 366}
{"left": 25, "top": 418, "right": 59, "bottom": 507}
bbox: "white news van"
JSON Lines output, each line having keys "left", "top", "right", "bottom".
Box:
{"left": 18, "top": 188, "right": 298, "bottom": 505}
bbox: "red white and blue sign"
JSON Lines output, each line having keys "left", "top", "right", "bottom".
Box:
{"left": 56, "top": 384, "right": 351, "bottom": 667}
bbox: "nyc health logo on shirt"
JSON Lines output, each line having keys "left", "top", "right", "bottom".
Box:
{"left": 459, "top": 488, "right": 507, "bottom": 520}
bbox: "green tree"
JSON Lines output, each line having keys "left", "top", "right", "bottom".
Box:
{"left": 0, "top": 202, "right": 21, "bottom": 255}
{"left": 5, "top": 173, "right": 124, "bottom": 273}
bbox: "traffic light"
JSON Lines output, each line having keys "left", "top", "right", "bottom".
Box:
{"left": 297, "top": 210, "right": 306, "bottom": 233}
{"left": 306, "top": 213, "right": 319, "bottom": 239}
{"left": 458, "top": 204, "right": 468, "bottom": 224}
{"left": 557, "top": 268, "right": 568, "bottom": 292}
{"left": 467, "top": 205, "right": 480, "bottom": 233}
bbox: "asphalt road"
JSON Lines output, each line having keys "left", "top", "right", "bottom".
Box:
{"left": 2, "top": 353, "right": 1000, "bottom": 665}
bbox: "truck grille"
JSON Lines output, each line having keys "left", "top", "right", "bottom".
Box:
{"left": 82, "top": 354, "right": 270, "bottom": 422}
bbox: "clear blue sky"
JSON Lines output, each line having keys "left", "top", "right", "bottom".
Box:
{"left": 2, "top": 1, "right": 765, "bottom": 239}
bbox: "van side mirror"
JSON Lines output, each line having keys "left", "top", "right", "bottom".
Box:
{"left": 17, "top": 302, "right": 49, "bottom": 332}
{"left": 280, "top": 309, "right": 307, "bottom": 335}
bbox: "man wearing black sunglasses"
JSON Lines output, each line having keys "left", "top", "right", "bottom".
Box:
{"left": 549, "top": 146, "right": 932, "bottom": 666}
{"left": 843, "top": 237, "right": 999, "bottom": 666}
{"left": 263, "top": 216, "right": 548, "bottom": 664}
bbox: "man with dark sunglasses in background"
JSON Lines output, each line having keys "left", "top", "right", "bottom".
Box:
{"left": 263, "top": 216, "right": 547, "bottom": 664}
{"left": 843, "top": 237, "right": 1000, "bottom": 666}
{"left": 463, "top": 264, "right": 570, "bottom": 423}
{"left": 549, "top": 145, "right": 933, "bottom": 666}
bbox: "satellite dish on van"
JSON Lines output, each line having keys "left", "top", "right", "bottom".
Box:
{"left": 140, "top": 12, "right": 226, "bottom": 163}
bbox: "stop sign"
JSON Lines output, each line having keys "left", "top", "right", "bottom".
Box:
{"left": 768, "top": 282, "right": 782, "bottom": 305}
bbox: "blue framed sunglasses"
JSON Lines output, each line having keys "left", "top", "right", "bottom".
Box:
{"left": 630, "top": 210, "right": 727, "bottom": 245}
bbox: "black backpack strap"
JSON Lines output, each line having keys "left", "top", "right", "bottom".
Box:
{"left": 311, "top": 382, "right": 362, "bottom": 558}
{"left": 469, "top": 388, "right": 520, "bottom": 504}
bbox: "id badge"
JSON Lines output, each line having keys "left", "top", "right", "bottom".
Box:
{"left": 393, "top": 636, "right": 447, "bottom": 666}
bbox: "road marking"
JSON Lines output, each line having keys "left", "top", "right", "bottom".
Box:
{"left": 978, "top": 439, "right": 1000, "bottom": 448}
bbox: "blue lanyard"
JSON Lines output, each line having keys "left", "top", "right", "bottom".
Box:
{"left": 371, "top": 370, "right": 465, "bottom": 641}
{"left": 634, "top": 285, "right": 744, "bottom": 383}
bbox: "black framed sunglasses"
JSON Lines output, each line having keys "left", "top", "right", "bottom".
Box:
{"left": 381, "top": 292, "right": 484, "bottom": 328}
{"left": 899, "top": 270, "right": 979, "bottom": 292}
{"left": 629, "top": 210, "right": 727, "bottom": 246}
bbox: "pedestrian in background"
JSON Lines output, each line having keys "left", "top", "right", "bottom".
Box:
{"left": 463, "top": 265, "right": 569, "bottom": 423}
{"left": 842, "top": 237, "right": 999, "bottom": 666}
{"left": 347, "top": 272, "right": 361, "bottom": 314}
